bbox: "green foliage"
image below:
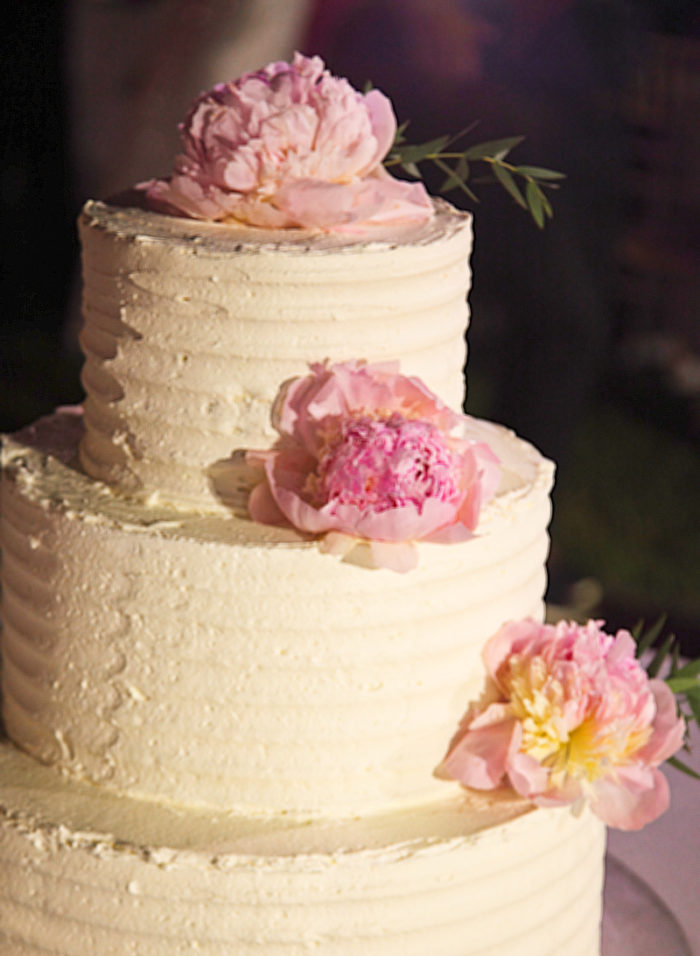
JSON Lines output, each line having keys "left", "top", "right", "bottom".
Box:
{"left": 633, "top": 618, "right": 700, "bottom": 779}
{"left": 385, "top": 126, "right": 564, "bottom": 228}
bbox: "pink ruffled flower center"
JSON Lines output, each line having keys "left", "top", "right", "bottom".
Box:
{"left": 311, "top": 413, "right": 460, "bottom": 513}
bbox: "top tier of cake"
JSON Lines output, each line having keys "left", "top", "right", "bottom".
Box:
{"left": 79, "top": 199, "right": 473, "bottom": 513}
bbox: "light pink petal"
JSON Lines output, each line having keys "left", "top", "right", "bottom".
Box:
{"left": 272, "top": 483, "right": 334, "bottom": 534}
{"left": 590, "top": 767, "right": 670, "bottom": 830}
{"left": 507, "top": 750, "right": 552, "bottom": 799}
{"left": 637, "top": 680, "right": 685, "bottom": 765}
{"left": 247, "top": 480, "right": 288, "bottom": 526}
{"left": 350, "top": 496, "right": 462, "bottom": 543}
{"left": 321, "top": 361, "right": 397, "bottom": 416}
{"left": 483, "top": 620, "right": 540, "bottom": 686}
{"left": 272, "top": 176, "right": 432, "bottom": 229}
{"left": 362, "top": 88, "right": 397, "bottom": 169}
{"left": 228, "top": 196, "right": 301, "bottom": 229}
{"left": 389, "top": 369, "right": 461, "bottom": 431}
{"left": 423, "top": 522, "right": 474, "bottom": 544}
{"left": 605, "top": 629, "right": 638, "bottom": 666}
{"left": 144, "top": 174, "right": 237, "bottom": 222}
{"left": 443, "top": 717, "right": 521, "bottom": 790}
{"left": 318, "top": 531, "right": 357, "bottom": 558}
{"left": 273, "top": 368, "right": 343, "bottom": 453}
{"left": 367, "top": 540, "right": 418, "bottom": 573}
{"left": 470, "top": 441, "right": 503, "bottom": 504}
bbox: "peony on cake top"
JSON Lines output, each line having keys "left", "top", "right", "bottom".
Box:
{"left": 142, "top": 52, "right": 432, "bottom": 230}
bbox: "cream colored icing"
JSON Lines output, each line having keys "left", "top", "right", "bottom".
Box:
{"left": 0, "top": 186, "right": 608, "bottom": 954}
{"left": 2, "top": 409, "right": 553, "bottom": 817}
{"left": 0, "top": 740, "right": 605, "bottom": 955}
{"left": 78, "top": 199, "right": 473, "bottom": 512}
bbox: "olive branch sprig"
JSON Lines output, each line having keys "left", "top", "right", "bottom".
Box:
{"left": 634, "top": 616, "right": 700, "bottom": 780}
{"left": 384, "top": 123, "right": 565, "bottom": 228}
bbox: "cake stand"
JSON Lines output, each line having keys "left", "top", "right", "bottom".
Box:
{"left": 602, "top": 855, "right": 693, "bottom": 955}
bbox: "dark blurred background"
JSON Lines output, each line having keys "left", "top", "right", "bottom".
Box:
{"left": 1, "top": 0, "right": 698, "bottom": 650}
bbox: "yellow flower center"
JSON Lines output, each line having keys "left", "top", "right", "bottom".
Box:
{"left": 505, "top": 654, "right": 652, "bottom": 789}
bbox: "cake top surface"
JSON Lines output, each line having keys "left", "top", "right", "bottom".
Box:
{"left": 83, "top": 195, "right": 471, "bottom": 256}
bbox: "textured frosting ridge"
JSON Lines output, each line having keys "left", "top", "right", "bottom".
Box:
{"left": 0, "top": 181, "right": 607, "bottom": 953}
{"left": 78, "top": 199, "right": 472, "bottom": 512}
{"left": 0, "top": 741, "right": 605, "bottom": 955}
{"left": 1, "top": 410, "right": 553, "bottom": 816}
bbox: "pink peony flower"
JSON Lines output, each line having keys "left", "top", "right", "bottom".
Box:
{"left": 442, "top": 619, "right": 686, "bottom": 830}
{"left": 143, "top": 53, "right": 432, "bottom": 230}
{"left": 246, "top": 360, "right": 501, "bottom": 571}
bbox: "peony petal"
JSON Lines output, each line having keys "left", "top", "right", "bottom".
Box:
{"left": 368, "top": 540, "right": 418, "bottom": 573}
{"left": 423, "top": 522, "right": 474, "bottom": 545}
{"left": 362, "top": 88, "right": 397, "bottom": 170}
{"left": 272, "top": 177, "right": 432, "bottom": 229}
{"left": 507, "top": 750, "right": 551, "bottom": 799}
{"left": 482, "top": 620, "right": 540, "bottom": 687}
{"left": 350, "top": 496, "right": 462, "bottom": 543}
{"left": 637, "top": 680, "right": 685, "bottom": 765}
{"left": 590, "top": 767, "right": 670, "bottom": 830}
{"left": 318, "top": 531, "right": 358, "bottom": 558}
{"left": 247, "top": 481, "right": 288, "bottom": 526}
{"left": 442, "top": 717, "right": 521, "bottom": 790}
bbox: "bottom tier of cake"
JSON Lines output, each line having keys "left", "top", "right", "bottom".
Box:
{"left": 0, "top": 740, "right": 605, "bottom": 955}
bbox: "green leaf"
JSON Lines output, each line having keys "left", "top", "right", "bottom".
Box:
{"left": 493, "top": 163, "right": 527, "bottom": 209}
{"left": 670, "top": 642, "right": 681, "bottom": 676}
{"left": 440, "top": 169, "right": 463, "bottom": 193}
{"left": 526, "top": 181, "right": 545, "bottom": 228}
{"left": 462, "top": 136, "right": 524, "bottom": 160}
{"left": 456, "top": 155, "right": 470, "bottom": 182}
{"left": 433, "top": 158, "right": 479, "bottom": 203}
{"left": 667, "top": 755, "right": 700, "bottom": 780}
{"left": 401, "top": 161, "right": 422, "bottom": 179}
{"left": 684, "top": 686, "right": 700, "bottom": 724}
{"left": 635, "top": 615, "right": 668, "bottom": 658}
{"left": 515, "top": 165, "right": 566, "bottom": 181}
{"left": 446, "top": 121, "right": 481, "bottom": 147}
{"left": 666, "top": 676, "right": 700, "bottom": 694}
{"left": 540, "top": 189, "right": 553, "bottom": 219}
{"left": 439, "top": 156, "right": 471, "bottom": 193}
{"left": 394, "top": 135, "right": 451, "bottom": 164}
{"left": 393, "top": 120, "right": 410, "bottom": 145}
{"left": 672, "top": 658, "right": 700, "bottom": 679}
{"left": 647, "top": 631, "right": 677, "bottom": 678}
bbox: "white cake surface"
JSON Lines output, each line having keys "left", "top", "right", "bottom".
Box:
{"left": 0, "top": 193, "right": 607, "bottom": 954}
{"left": 78, "top": 198, "right": 473, "bottom": 512}
{"left": 0, "top": 741, "right": 605, "bottom": 955}
{"left": 1, "top": 408, "right": 553, "bottom": 816}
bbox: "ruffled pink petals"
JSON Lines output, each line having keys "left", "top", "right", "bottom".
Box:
{"left": 442, "top": 618, "right": 685, "bottom": 829}
{"left": 589, "top": 767, "right": 670, "bottom": 831}
{"left": 143, "top": 53, "right": 432, "bottom": 230}
{"left": 442, "top": 707, "right": 521, "bottom": 790}
{"left": 245, "top": 361, "right": 501, "bottom": 571}
{"left": 271, "top": 175, "right": 432, "bottom": 229}
{"left": 638, "top": 680, "right": 687, "bottom": 765}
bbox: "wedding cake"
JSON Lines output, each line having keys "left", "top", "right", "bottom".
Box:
{"left": 0, "top": 54, "right": 681, "bottom": 955}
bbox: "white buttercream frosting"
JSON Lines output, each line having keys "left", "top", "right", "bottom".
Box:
{"left": 0, "top": 185, "right": 608, "bottom": 954}
{"left": 78, "top": 198, "right": 473, "bottom": 512}
{"left": 0, "top": 740, "right": 605, "bottom": 955}
{"left": 1, "top": 409, "right": 553, "bottom": 816}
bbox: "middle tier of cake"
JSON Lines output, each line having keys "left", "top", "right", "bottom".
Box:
{"left": 1, "top": 408, "right": 553, "bottom": 817}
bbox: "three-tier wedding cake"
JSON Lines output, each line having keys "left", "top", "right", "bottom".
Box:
{"left": 1, "top": 54, "right": 681, "bottom": 955}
